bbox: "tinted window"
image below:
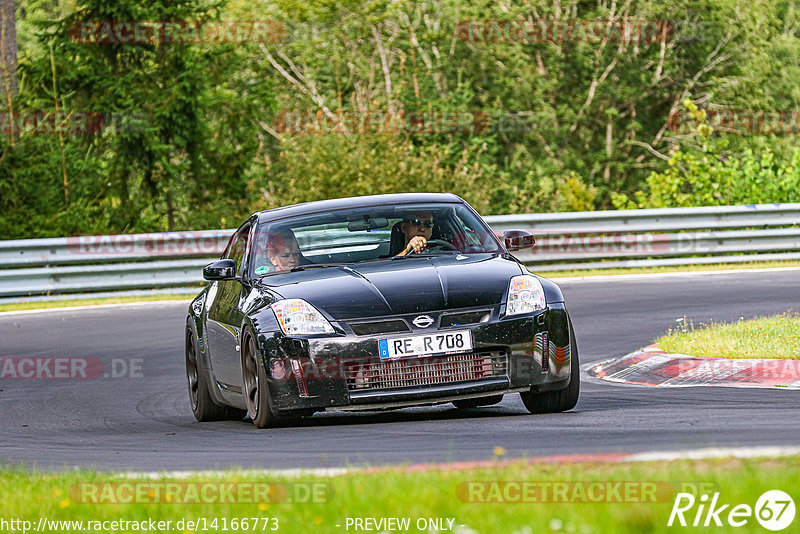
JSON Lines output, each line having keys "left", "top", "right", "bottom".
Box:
{"left": 251, "top": 202, "right": 501, "bottom": 271}
{"left": 225, "top": 226, "right": 250, "bottom": 275}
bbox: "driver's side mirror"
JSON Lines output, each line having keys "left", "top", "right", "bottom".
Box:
{"left": 503, "top": 230, "right": 535, "bottom": 252}
{"left": 203, "top": 259, "right": 237, "bottom": 280}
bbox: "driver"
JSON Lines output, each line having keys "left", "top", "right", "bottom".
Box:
{"left": 395, "top": 211, "right": 435, "bottom": 256}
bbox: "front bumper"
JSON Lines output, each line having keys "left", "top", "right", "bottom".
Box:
{"left": 258, "top": 303, "right": 572, "bottom": 413}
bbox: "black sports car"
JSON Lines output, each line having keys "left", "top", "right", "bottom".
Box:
{"left": 186, "top": 193, "right": 579, "bottom": 427}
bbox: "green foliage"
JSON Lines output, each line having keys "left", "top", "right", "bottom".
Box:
{"left": 259, "top": 134, "right": 492, "bottom": 212}
{"left": 2, "top": 0, "right": 275, "bottom": 236}
{"left": 2, "top": 0, "right": 800, "bottom": 238}
{"left": 619, "top": 147, "right": 800, "bottom": 208}
{"left": 615, "top": 100, "right": 800, "bottom": 208}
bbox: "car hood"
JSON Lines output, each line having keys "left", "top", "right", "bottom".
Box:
{"left": 257, "top": 254, "right": 524, "bottom": 320}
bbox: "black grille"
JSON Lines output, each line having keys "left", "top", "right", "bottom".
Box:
{"left": 349, "top": 319, "right": 411, "bottom": 336}
{"left": 344, "top": 351, "right": 508, "bottom": 391}
{"left": 440, "top": 310, "right": 490, "bottom": 328}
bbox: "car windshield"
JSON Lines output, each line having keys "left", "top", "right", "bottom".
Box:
{"left": 250, "top": 202, "right": 502, "bottom": 275}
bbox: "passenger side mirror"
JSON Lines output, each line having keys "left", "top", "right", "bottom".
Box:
{"left": 503, "top": 230, "right": 535, "bottom": 251}
{"left": 203, "top": 259, "right": 237, "bottom": 280}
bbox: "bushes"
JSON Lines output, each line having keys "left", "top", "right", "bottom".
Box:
{"left": 3, "top": 1, "right": 800, "bottom": 238}
{"left": 613, "top": 101, "right": 800, "bottom": 209}
{"left": 614, "top": 147, "right": 800, "bottom": 209}
{"left": 260, "top": 134, "right": 497, "bottom": 213}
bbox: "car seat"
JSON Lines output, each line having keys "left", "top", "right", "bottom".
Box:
{"left": 388, "top": 222, "right": 406, "bottom": 256}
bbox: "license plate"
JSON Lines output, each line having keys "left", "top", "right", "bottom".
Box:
{"left": 378, "top": 331, "right": 473, "bottom": 359}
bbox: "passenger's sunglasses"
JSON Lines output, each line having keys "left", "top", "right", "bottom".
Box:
{"left": 404, "top": 218, "right": 434, "bottom": 228}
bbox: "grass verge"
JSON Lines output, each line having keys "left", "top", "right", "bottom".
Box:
{"left": 656, "top": 312, "right": 800, "bottom": 359}
{"left": 0, "top": 294, "right": 193, "bottom": 313}
{"left": 1, "top": 457, "right": 797, "bottom": 533}
{"left": 536, "top": 259, "right": 800, "bottom": 278}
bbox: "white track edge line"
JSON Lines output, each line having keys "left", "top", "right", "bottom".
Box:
{"left": 626, "top": 445, "right": 800, "bottom": 462}
{"left": 0, "top": 300, "right": 191, "bottom": 316}
{"left": 115, "top": 446, "right": 800, "bottom": 479}
{"left": 117, "top": 467, "right": 352, "bottom": 479}
{"left": 549, "top": 265, "right": 800, "bottom": 283}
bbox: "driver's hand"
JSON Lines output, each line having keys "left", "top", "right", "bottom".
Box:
{"left": 404, "top": 236, "right": 427, "bottom": 255}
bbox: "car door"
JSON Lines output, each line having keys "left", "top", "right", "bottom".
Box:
{"left": 205, "top": 223, "right": 253, "bottom": 389}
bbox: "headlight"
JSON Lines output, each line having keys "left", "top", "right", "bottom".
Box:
{"left": 271, "top": 299, "right": 335, "bottom": 335}
{"left": 505, "top": 275, "right": 546, "bottom": 316}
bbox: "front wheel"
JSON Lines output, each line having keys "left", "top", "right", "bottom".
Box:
{"left": 520, "top": 319, "right": 580, "bottom": 414}
{"left": 241, "top": 328, "right": 289, "bottom": 428}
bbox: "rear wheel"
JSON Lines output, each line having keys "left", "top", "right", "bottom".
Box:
{"left": 242, "top": 329, "right": 289, "bottom": 428}
{"left": 520, "top": 319, "right": 580, "bottom": 414}
{"left": 453, "top": 394, "right": 503, "bottom": 409}
{"left": 185, "top": 324, "right": 245, "bottom": 422}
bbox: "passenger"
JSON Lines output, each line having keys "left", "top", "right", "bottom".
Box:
{"left": 395, "top": 211, "right": 435, "bottom": 256}
{"left": 266, "top": 231, "right": 301, "bottom": 272}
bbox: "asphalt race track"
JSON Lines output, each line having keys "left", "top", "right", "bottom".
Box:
{"left": 2, "top": 269, "right": 799, "bottom": 471}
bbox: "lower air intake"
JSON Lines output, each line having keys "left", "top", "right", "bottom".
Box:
{"left": 344, "top": 351, "right": 508, "bottom": 392}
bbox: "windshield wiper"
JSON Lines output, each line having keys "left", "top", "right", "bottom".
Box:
{"left": 257, "top": 264, "right": 347, "bottom": 277}
{"left": 390, "top": 253, "right": 438, "bottom": 260}
{"left": 290, "top": 263, "right": 348, "bottom": 272}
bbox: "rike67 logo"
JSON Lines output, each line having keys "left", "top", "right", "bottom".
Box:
{"left": 668, "top": 490, "right": 795, "bottom": 530}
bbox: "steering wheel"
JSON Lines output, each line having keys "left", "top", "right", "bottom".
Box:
{"left": 417, "top": 239, "right": 458, "bottom": 253}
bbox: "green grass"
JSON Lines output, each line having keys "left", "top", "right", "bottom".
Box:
{"left": 537, "top": 259, "right": 800, "bottom": 278}
{"left": 656, "top": 312, "right": 800, "bottom": 359}
{"left": 0, "top": 294, "right": 193, "bottom": 313}
{"left": 1, "top": 457, "right": 798, "bottom": 533}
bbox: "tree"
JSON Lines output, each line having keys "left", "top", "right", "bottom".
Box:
{"left": 1, "top": 0, "right": 275, "bottom": 236}
{"left": 0, "top": 0, "right": 17, "bottom": 103}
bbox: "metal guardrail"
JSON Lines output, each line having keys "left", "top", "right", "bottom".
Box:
{"left": 1, "top": 203, "right": 799, "bottom": 297}
{"left": 490, "top": 204, "right": 800, "bottom": 271}
{"left": 0, "top": 230, "right": 232, "bottom": 268}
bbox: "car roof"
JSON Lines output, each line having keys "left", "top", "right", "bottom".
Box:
{"left": 255, "top": 193, "right": 465, "bottom": 223}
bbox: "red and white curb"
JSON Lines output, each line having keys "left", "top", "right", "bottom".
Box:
{"left": 589, "top": 344, "right": 800, "bottom": 389}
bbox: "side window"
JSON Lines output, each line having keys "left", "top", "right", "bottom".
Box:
{"left": 456, "top": 216, "right": 481, "bottom": 246}
{"left": 225, "top": 225, "right": 250, "bottom": 275}
{"left": 449, "top": 213, "right": 493, "bottom": 251}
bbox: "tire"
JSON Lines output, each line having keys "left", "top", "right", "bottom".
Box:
{"left": 453, "top": 394, "right": 504, "bottom": 409}
{"left": 185, "top": 324, "right": 246, "bottom": 422}
{"left": 241, "top": 328, "right": 290, "bottom": 428}
{"left": 520, "top": 318, "right": 580, "bottom": 414}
